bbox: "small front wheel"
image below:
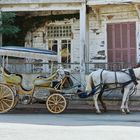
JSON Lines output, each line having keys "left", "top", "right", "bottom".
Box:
{"left": 46, "top": 93, "right": 67, "bottom": 114}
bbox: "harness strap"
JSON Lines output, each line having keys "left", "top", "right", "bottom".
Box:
{"left": 100, "top": 70, "right": 106, "bottom": 91}
{"left": 128, "top": 69, "right": 138, "bottom": 85}
{"left": 90, "top": 69, "right": 138, "bottom": 96}
{"left": 100, "top": 70, "right": 104, "bottom": 84}
{"left": 100, "top": 69, "right": 119, "bottom": 89}
{"left": 115, "top": 71, "right": 118, "bottom": 87}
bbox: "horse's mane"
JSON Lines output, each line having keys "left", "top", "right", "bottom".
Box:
{"left": 133, "top": 63, "right": 140, "bottom": 68}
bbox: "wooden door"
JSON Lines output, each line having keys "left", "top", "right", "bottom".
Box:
{"left": 107, "top": 22, "right": 136, "bottom": 67}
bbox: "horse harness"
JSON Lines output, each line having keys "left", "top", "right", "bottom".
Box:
{"left": 90, "top": 69, "right": 138, "bottom": 96}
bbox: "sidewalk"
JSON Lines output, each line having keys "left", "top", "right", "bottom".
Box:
{"left": 12, "top": 99, "right": 140, "bottom": 114}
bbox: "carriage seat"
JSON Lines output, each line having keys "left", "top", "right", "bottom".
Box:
{"left": 2, "top": 67, "right": 22, "bottom": 84}
{"left": 34, "top": 72, "right": 58, "bottom": 87}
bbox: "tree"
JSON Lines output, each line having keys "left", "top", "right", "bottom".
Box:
{"left": 0, "top": 12, "right": 20, "bottom": 36}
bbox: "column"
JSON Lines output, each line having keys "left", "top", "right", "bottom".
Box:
{"left": 0, "top": 10, "right": 2, "bottom": 46}
{"left": 80, "top": 3, "right": 87, "bottom": 86}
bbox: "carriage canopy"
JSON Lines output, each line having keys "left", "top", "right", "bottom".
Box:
{"left": 0, "top": 46, "right": 58, "bottom": 61}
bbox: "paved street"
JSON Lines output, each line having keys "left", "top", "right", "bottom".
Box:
{"left": 0, "top": 109, "right": 140, "bottom": 140}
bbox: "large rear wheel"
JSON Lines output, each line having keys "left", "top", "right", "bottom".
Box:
{"left": 12, "top": 95, "right": 19, "bottom": 109}
{"left": 0, "top": 84, "right": 15, "bottom": 113}
{"left": 46, "top": 93, "right": 67, "bottom": 114}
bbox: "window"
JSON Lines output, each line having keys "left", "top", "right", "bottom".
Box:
{"left": 61, "top": 40, "right": 71, "bottom": 64}
{"left": 48, "top": 40, "right": 58, "bottom": 53}
{"left": 47, "top": 25, "right": 72, "bottom": 38}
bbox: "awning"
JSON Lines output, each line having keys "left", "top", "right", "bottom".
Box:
{"left": 0, "top": 46, "right": 58, "bottom": 61}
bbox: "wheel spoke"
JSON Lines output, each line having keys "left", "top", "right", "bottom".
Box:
{"left": 58, "top": 104, "right": 65, "bottom": 108}
{"left": 3, "top": 98, "right": 13, "bottom": 102}
{"left": 56, "top": 106, "right": 60, "bottom": 112}
{"left": 0, "top": 87, "right": 3, "bottom": 98}
{"left": 3, "top": 88, "right": 10, "bottom": 95}
{"left": 54, "top": 106, "right": 57, "bottom": 112}
{"left": 50, "top": 105, "right": 55, "bottom": 111}
{"left": 57, "top": 106, "right": 61, "bottom": 111}
{"left": 1, "top": 100, "right": 10, "bottom": 108}
{"left": 55, "top": 95, "right": 58, "bottom": 102}
{"left": 58, "top": 100, "right": 65, "bottom": 104}
{"left": 51, "top": 96, "right": 56, "bottom": 102}
{"left": 0, "top": 101, "right": 5, "bottom": 111}
{"left": 48, "top": 103, "right": 55, "bottom": 106}
{"left": 48, "top": 100, "right": 55, "bottom": 104}
{"left": 0, "top": 87, "right": 12, "bottom": 99}
{"left": 0, "top": 87, "right": 2, "bottom": 93}
{"left": 2, "top": 93, "right": 12, "bottom": 98}
{"left": 57, "top": 97, "right": 62, "bottom": 102}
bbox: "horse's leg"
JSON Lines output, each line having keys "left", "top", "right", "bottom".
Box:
{"left": 125, "top": 93, "right": 130, "bottom": 114}
{"left": 125, "top": 87, "right": 135, "bottom": 114}
{"left": 93, "top": 93, "right": 101, "bottom": 114}
{"left": 98, "top": 91, "right": 107, "bottom": 112}
{"left": 121, "top": 87, "right": 130, "bottom": 113}
{"left": 121, "top": 87, "right": 129, "bottom": 114}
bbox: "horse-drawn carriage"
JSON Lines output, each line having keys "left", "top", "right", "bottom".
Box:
{"left": 0, "top": 46, "right": 139, "bottom": 114}
{"left": 0, "top": 46, "right": 82, "bottom": 114}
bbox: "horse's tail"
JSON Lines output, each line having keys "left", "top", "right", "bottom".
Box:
{"left": 85, "top": 73, "right": 94, "bottom": 92}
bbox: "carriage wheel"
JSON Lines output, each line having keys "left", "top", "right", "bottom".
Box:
{"left": 46, "top": 93, "right": 67, "bottom": 114}
{"left": 0, "top": 84, "right": 15, "bottom": 113}
{"left": 12, "top": 95, "right": 19, "bottom": 109}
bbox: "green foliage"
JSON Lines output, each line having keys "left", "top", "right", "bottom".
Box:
{"left": 0, "top": 12, "right": 20, "bottom": 36}
{"left": 23, "top": 13, "right": 79, "bottom": 32}
{"left": 2, "top": 13, "right": 79, "bottom": 46}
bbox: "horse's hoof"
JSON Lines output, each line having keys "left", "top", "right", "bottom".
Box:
{"left": 126, "top": 111, "right": 130, "bottom": 114}
{"left": 125, "top": 109, "right": 130, "bottom": 114}
{"left": 96, "top": 111, "right": 101, "bottom": 114}
{"left": 121, "top": 111, "right": 126, "bottom": 115}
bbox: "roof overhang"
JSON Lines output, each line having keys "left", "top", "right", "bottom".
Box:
{"left": 87, "top": 0, "right": 140, "bottom": 6}
{"left": 0, "top": 0, "right": 86, "bottom": 4}
{"left": 0, "top": 2, "right": 83, "bottom": 12}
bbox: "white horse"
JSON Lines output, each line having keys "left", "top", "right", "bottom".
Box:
{"left": 86, "top": 67, "right": 140, "bottom": 114}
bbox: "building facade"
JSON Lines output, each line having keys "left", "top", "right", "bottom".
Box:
{"left": 1, "top": 0, "right": 140, "bottom": 101}
{"left": 88, "top": 0, "right": 140, "bottom": 70}
{"left": 1, "top": 0, "right": 140, "bottom": 73}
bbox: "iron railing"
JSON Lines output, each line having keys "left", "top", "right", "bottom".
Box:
{"left": 4, "top": 61, "right": 136, "bottom": 74}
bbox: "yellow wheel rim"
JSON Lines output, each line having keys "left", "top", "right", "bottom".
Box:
{"left": 0, "top": 84, "right": 15, "bottom": 113}
{"left": 46, "top": 93, "right": 67, "bottom": 114}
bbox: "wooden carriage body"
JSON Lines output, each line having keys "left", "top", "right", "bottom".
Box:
{"left": 0, "top": 46, "right": 80, "bottom": 114}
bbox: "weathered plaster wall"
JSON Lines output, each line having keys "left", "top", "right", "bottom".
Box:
{"left": 25, "top": 18, "right": 80, "bottom": 65}
{"left": 72, "top": 19, "right": 80, "bottom": 63}
{"left": 88, "top": 4, "right": 140, "bottom": 96}
{"left": 89, "top": 4, "right": 139, "bottom": 64}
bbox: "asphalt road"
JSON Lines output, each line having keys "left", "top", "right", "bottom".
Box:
{"left": 0, "top": 110, "right": 140, "bottom": 140}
